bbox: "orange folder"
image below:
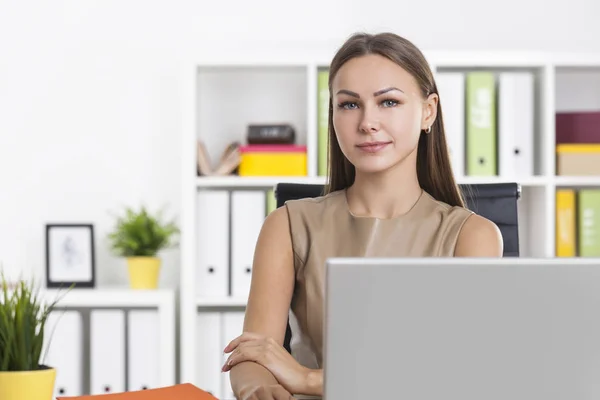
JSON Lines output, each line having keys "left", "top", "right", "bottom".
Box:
{"left": 56, "top": 383, "right": 218, "bottom": 400}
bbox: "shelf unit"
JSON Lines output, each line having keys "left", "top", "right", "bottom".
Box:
{"left": 180, "top": 50, "right": 600, "bottom": 386}
{"left": 42, "top": 287, "right": 175, "bottom": 310}
{"left": 39, "top": 287, "right": 176, "bottom": 395}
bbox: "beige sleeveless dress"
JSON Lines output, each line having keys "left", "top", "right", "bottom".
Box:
{"left": 283, "top": 188, "right": 474, "bottom": 371}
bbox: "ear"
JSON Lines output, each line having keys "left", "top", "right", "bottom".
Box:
{"left": 421, "top": 93, "right": 438, "bottom": 131}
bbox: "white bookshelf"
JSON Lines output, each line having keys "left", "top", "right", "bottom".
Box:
{"left": 42, "top": 287, "right": 175, "bottom": 309}
{"left": 180, "top": 51, "right": 600, "bottom": 386}
{"left": 39, "top": 287, "right": 176, "bottom": 394}
{"left": 196, "top": 296, "right": 248, "bottom": 308}
{"left": 195, "top": 175, "right": 327, "bottom": 189}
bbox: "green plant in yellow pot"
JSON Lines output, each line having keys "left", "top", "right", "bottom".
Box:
{"left": 108, "top": 205, "right": 179, "bottom": 289}
{"left": 0, "top": 274, "right": 69, "bottom": 400}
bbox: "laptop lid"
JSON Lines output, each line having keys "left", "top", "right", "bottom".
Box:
{"left": 323, "top": 257, "right": 600, "bottom": 400}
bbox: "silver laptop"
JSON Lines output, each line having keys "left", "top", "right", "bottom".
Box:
{"left": 323, "top": 257, "right": 600, "bottom": 400}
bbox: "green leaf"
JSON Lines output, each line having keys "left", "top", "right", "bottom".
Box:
{"left": 106, "top": 204, "right": 180, "bottom": 258}
{"left": 0, "top": 271, "right": 70, "bottom": 371}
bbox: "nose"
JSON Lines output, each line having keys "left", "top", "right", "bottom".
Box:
{"left": 358, "top": 107, "right": 380, "bottom": 134}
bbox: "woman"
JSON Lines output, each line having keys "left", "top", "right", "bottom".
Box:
{"left": 223, "top": 31, "right": 503, "bottom": 400}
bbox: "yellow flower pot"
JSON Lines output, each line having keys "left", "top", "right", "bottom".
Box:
{"left": 0, "top": 366, "right": 56, "bottom": 400}
{"left": 127, "top": 256, "right": 161, "bottom": 289}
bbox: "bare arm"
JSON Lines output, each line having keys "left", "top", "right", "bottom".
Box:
{"left": 230, "top": 206, "right": 297, "bottom": 398}
{"left": 454, "top": 214, "right": 504, "bottom": 257}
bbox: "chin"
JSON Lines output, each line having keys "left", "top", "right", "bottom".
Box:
{"left": 350, "top": 157, "right": 398, "bottom": 174}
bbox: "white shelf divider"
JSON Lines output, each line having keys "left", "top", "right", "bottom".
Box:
{"left": 306, "top": 63, "right": 319, "bottom": 178}
{"left": 42, "top": 287, "right": 173, "bottom": 309}
{"left": 196, "top": 297, "right": 248, "bottom": 308}
{"left": 554, "top": 176, "right": 600, "bottom": 187}
{"left": 196, "top": 175, "right": 326, "bottom": 189}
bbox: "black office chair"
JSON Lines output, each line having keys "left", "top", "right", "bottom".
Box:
{"left": 274, "top": 181, "right": 521, "bottom": 353}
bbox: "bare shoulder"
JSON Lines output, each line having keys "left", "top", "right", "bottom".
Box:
{"left": 454, "top": 213, "right": 504, "bottom": 257}
{"left": 252, "top": 205, "right": 294, "bottom": 277}
{"left": 260, "top": 205, "right": 291, "bottom": 239}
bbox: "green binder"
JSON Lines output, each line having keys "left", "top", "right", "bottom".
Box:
{"left": 466, "top": 72, "right": 497, "bottom": 176}
{"left": 266, "top": 189, "right": 276, "bottom": 215}
{"left": 578, "top": 189, "right": 600, "bottom": 257}
{"left": 318, "top": 69, "right": 329, "bottom": 177}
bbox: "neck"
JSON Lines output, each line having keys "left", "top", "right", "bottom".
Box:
{"left": 345, "top": 156, "right": 422, "bottom": 219}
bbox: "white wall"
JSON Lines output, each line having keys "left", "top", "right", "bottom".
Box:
{"left": 1, "top": 0, "right": 599, "bottom": 288}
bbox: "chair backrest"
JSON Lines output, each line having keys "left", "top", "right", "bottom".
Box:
{"left": 274, "top": 181, "right": 521, "bottom": 354}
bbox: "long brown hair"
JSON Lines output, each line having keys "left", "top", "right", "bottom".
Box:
{"left": 323, "top": 32, "right": 465, "bottom": 208}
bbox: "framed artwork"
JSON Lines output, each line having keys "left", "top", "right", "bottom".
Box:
{"left": 46, "top": 224, "right": 96, "bottom": 288}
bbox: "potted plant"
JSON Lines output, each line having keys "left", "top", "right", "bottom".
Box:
{"left": 0, "top": 274, "right": 68, "bottom": 400}
{"left": 107, "top": 205, "right": 179, "bottom": 289}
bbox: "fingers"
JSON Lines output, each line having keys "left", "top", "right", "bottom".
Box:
{"left": 223, "top": 335, "right": 291, "bottom": 373}
{"left": 244, "top": 385, "right": 293, "bottom": 400}
{"left": 224, "top": 331, "right": 264, "bottom": 353}
{"left": 247, "top": 392, "right": 273, "bottom": 400}
{"left": 247, "top": 392, "right": 272, "bottom": 400}
{"left": 262, "top": 386, "right": 293, "bottom": 400}
{"left": 272, "top": 386, "right": 295, "bottom": 400}
{"left": 222, "top": 343, "right": 263, "bottom": 372}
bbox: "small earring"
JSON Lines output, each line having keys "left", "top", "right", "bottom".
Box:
{"left": 425, "top": 126, "right": 431, "bottom": 134}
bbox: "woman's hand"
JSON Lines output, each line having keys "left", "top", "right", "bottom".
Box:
{"left": 238, "top": 384, "right": 295, "bottom": 400}
{"left": 223, "top": 332, "right": 322, "bottom": 396}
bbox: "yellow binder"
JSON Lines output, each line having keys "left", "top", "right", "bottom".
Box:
{"left": 556, "top": 189, "right": 576, "bottom": 257}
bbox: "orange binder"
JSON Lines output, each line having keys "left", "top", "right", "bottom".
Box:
{"left": 57, "top": 383, "right": 218, "bottom": 400}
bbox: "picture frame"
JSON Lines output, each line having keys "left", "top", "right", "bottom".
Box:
{"left": 45, "top": 223, "right": 96, "bottom": 288}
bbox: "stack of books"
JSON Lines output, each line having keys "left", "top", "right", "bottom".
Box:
{"left": 556, "top": 111, "right": 600, "bottom": 176}
{"left": 238, "top": 124, "right": 307, "bottom": 177}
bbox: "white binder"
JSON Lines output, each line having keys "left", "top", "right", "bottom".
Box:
{"left": 197, "top": 190, "right": 230, "bottom": 297}
{"left": 196, "top": 312, "right": 223, "bottom": 398}
{"left": 231, "top": 190, "right": 266, "bottom": 298}
{"left": 127, "top": 310, "right": 159, "bottom": 391}
{"left": 221, "top": 311, "right": 246, "bottom": 400}
{"left": 90, "top": 310, "right": 126, "bottom": 394}
{"left": 43, "top": 310, "right": 83, "bottom": 397}
{"left": 435, "top": 72, "right": 465, "bottom": 177}
{"left": 498, "top": 72, "right": 535, "bottom": 178}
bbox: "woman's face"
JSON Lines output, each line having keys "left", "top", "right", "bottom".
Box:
{"left": 331, "top": 54, "right": 437, "bottom": 174}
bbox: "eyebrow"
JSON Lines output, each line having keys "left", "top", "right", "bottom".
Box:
{"left": 336, "top": 87, "right": 404, "bottom": 98}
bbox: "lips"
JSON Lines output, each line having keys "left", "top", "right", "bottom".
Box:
{"left": 356, "top": 141, "right": 392, "bottom": 153}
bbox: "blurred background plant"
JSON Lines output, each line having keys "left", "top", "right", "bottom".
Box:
{"left": 0, "top": 272, "right": 68, "bottom": 372}
{"left": 107, "top": 205, "right": 180, "bottom": 258}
